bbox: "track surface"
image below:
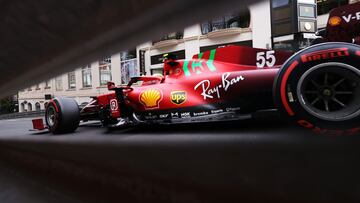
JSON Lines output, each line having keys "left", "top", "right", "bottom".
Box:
{"left": 0, "top": 117, "right": 360, "bottom": 202}
{"left": 0, "top": 161, "right": 85, "bottom": 203}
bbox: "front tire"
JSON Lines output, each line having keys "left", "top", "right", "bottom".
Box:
{"left": 45, "top": 97, "right": 80, "bottom": 134}
{"left": 274, "top": 42, "right": 360, "bottom": 136}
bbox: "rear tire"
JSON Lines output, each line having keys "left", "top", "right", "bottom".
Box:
{"left": 274, "top": 42, "right": 360, "bottom": 136}
{"left": 45, "top": 97, "right": 80, "bottom": 134}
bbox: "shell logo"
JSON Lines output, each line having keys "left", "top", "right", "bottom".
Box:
{"left": 328, "top": 16, "right": 341, "bottom": 26}
{"left": 139, "top": 89, "right": 163, "bottom": 109}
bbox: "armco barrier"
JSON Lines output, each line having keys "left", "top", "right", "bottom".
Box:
{"left": 0, "top": 110, "right": 45, "bottom": 120}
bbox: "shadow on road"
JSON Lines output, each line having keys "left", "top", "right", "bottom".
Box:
{"left": 107, "top": 117, "right": 289, "bottom": 134}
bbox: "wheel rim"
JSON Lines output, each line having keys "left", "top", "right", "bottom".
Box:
{"left": 297, "top": 62, "right": 360, "bottom": 121}
{"left": 46, "top": 106, "right": 57, "bottom": 127}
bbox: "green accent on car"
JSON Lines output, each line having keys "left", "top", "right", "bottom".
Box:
{"left": 183, "top": 60, "right": 191, "bottom": 76}
{"left": 182, "top": 49, "right": 217, "bottom": 76}
{"left": 192, "top": 60, "right": 204, "bottom": 74}
{"left": 207, "top": 49, "right": 216, "bottom": 72}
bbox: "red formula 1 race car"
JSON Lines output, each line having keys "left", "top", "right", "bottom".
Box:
{"left": 33, "top": 2, "right": 360, "bottom": 136}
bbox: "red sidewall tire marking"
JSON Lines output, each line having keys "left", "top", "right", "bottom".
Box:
{"left": 280, "top": 60, "right": 299, "bottom": 116}
{"left": 50, "top": 100, "right": 59, "bottom": 112}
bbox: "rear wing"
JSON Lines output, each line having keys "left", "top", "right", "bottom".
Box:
{"left": 325, "top": 2, "right": 360, "bottom": 43}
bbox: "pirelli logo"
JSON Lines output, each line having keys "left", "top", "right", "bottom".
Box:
{"left": 301, "top": 48, "right": 349, "bottom": 63}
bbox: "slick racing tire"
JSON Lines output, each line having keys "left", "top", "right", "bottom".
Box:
{"left": 45, "top": 97, "right": 80, "bottom": 134}
{"left": 274, "top": 42, "right": 360, "bottom": 136}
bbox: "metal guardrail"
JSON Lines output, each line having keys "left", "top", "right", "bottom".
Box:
{"left": 0, "top": 110, "right": 44, "bottom": 120}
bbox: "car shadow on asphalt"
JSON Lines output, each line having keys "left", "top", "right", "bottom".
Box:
{"left": 30, "top": 131, "right": 51, "bottom": 136}
{"left": 100, "top": 116, "right": 360, "bottom": 143}
{"left": 103, "top": 117, "right": 295, "bottom": 135}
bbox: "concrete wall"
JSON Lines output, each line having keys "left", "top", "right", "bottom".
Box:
{"left": 250, "top": 0, "right": 272, "bottom": 49}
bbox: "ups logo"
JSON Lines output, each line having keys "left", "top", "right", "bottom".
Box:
{"left": 171, "top": 91, "right": 187, "bottom": 105}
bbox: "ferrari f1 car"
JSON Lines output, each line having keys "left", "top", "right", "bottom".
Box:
{"left": 34, "top": 2, "right": 360, "bottom": 136}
